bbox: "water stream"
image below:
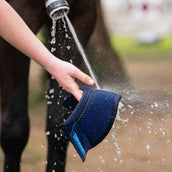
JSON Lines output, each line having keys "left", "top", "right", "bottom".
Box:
{"left": 64, "top": 13, "right": 101, "bottom": 90}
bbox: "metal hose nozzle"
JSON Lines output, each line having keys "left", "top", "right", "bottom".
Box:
{"left": 45, "top": 0, "right": 70, "bottom": 19}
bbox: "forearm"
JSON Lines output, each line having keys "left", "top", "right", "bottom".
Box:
{"left": 0, "top": 0, "right": 94, "bottom": 100}
{"left": 0, "top": 0, "right": 56, "bottom": 71}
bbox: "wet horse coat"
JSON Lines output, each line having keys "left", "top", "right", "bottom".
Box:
{"left": 0, "top": 0, "right": 97, "bottom": 171}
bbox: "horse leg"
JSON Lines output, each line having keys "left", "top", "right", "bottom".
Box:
{"left": 0, "top": 0, "right": 47, "bottom": 171}
{"left": 44, "top": 1, "right": 97, "bottom": 171}
{"left": 0, "top": 41, "right": 30, "bottom": 172}
{"left": 43, "top": 22, "right": 70, "bottom": 171}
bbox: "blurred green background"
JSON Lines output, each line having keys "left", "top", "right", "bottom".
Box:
{"left": 111, "top": 35, "right": 172, "bottom": 59}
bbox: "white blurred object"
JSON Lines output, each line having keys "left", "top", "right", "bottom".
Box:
{"left": 136, "top": 30, "right": 161, "bottom": 44}
{"left": 127, "top": 0, "right": 164, "bottom": 43}
{"left": 128, "top": 0, "right": 164, "bottom": 20}
{"left": 101, "top": 0, "right": 172, "bottom": 36}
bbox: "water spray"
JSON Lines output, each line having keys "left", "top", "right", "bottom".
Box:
{"left": 45, "top": 0, "right": 70, "bottom": 19}
{"left": 45, "top": 0, "right": 100, "bottom": 89}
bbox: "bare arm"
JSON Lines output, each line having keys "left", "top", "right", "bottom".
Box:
{"left": 0, "top": 0, "right": 94, "bottom": 100}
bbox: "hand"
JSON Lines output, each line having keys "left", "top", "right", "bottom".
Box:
{"left": 48, "top": 57, "right": 94, "bottom": 101}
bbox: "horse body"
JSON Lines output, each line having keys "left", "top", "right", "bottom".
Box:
{"left": 0, "top": 0, "right": 97, "bottom": 171}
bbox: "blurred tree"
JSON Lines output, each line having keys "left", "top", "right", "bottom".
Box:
{"left": 86, "top": 0, "right": 129, "bottom": 89}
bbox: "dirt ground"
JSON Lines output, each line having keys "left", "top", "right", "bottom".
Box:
{"left": 0, "top": 58, "right": 172, "bottom": 172}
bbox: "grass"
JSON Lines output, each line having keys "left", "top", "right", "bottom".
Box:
{"left": 110, "top": 35, "right": 172, "bottom": 60}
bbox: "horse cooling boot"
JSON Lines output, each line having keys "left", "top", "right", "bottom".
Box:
{"left": 60, "top": 86, "right": 121, "bottom": 162}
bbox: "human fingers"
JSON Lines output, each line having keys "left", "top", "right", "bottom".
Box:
{"left": 73, "top": 68, "right": 94, "bottom": 86}
{"left": 69, "top": 82, "right": 83, "bottom": 101}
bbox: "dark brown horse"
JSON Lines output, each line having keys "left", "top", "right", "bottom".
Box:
{"left": 0, "top": 0, "right": 97, "bottom": 171}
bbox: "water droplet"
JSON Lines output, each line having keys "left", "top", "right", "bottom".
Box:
{"left": 50, "top": 37, "right": 56, "bottom": 44}
{"left": 127, "top": 104, "right": 133, "bottom": 109}
{"left": 106, "top": 144, "right": 109, "bottom": 148}
{"left": 154, "top": 102, "right": 158, "bottom": 107}
{"left": 162, "top": 158, "right": 166, "bottom": 162}
{"left": 51, "top": 76, "right": 55, "bottom": 80}
{"left": 51, "top": 47, "right": 56, "bottom": 53}
{"left": 147, "top": 160, "right": 151, "bottom": 164}
{"left": 101, "top": 159, "right": 105, "bottom": 165}
{"left": 51, "top": 30, "right": 56, "bottom": 37}
{"left": 45, "top": 95, "right": 50, "bottom": 100}
{"left": 146, "top": 143, "right": 150, "bottom": 154}
{"left": 84, "top": 164, "right": 88, "bottom": 171}
{"left": 51, "top": 95, "right": 54, "bottom": 99}
{"left": 70, "top": 59, "right": 73, "bottom": 64}
{"left": 112, "top": 124, "right": 121, "bottom": 161}
{"left": 65, "top": 33, "right": 68, "bottom": 37}
{"left": 66, "top": 45, "right": 71, "bottom": 50}
{"left": 44, "top": 161, "right": 48, "bottom": 165}
{"left": 47, "top": 101, "right": 52, "bottom": 105}
{"left": 41, "top": 144, "right": 45, "bottom": 148}
{"left": 49, "top": 89, "right": 55, "bottom": 94}
{"left": 167, "top": 139, "right": 171, "bottom": 143}
{"left": 151, "top": 104, "right": 154, "bottom": 108}
{"left": 120, "top": 160, "right": 123, "bottom": 164}
{"left": 46, "top": 131, "right": 50, "bottom": 136}
{"left": 114, "top": 158, "right": 117, "bottom": 162}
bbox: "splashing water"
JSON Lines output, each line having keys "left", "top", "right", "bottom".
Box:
{"left": 50, "top": 18, "right": 58, "bottom": 47}
{"left": 64, "top": 13, "right": 101, "bottom": 89}
{"left": 63, "top": 11, "right": 129, "bottom": 161}
{"left": 48, "top": 14, "right": 130, "bottom": 170}
{"left": 112, "top": 123, "right": 121, "bottom": 162}
{"left": 48, "top": 12, "right": 172, "bottom": 172}
{"left": 116, "top": 101, "right": 128, "bottom": 123}
{"left": 49, "top": 15, "right": 124, "bottom": 168}
{"left": 49, "top": 13, "right": 100, "bottom": 89}
{"left": 84, "top": 163, "right": 88, "bottom": 171}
